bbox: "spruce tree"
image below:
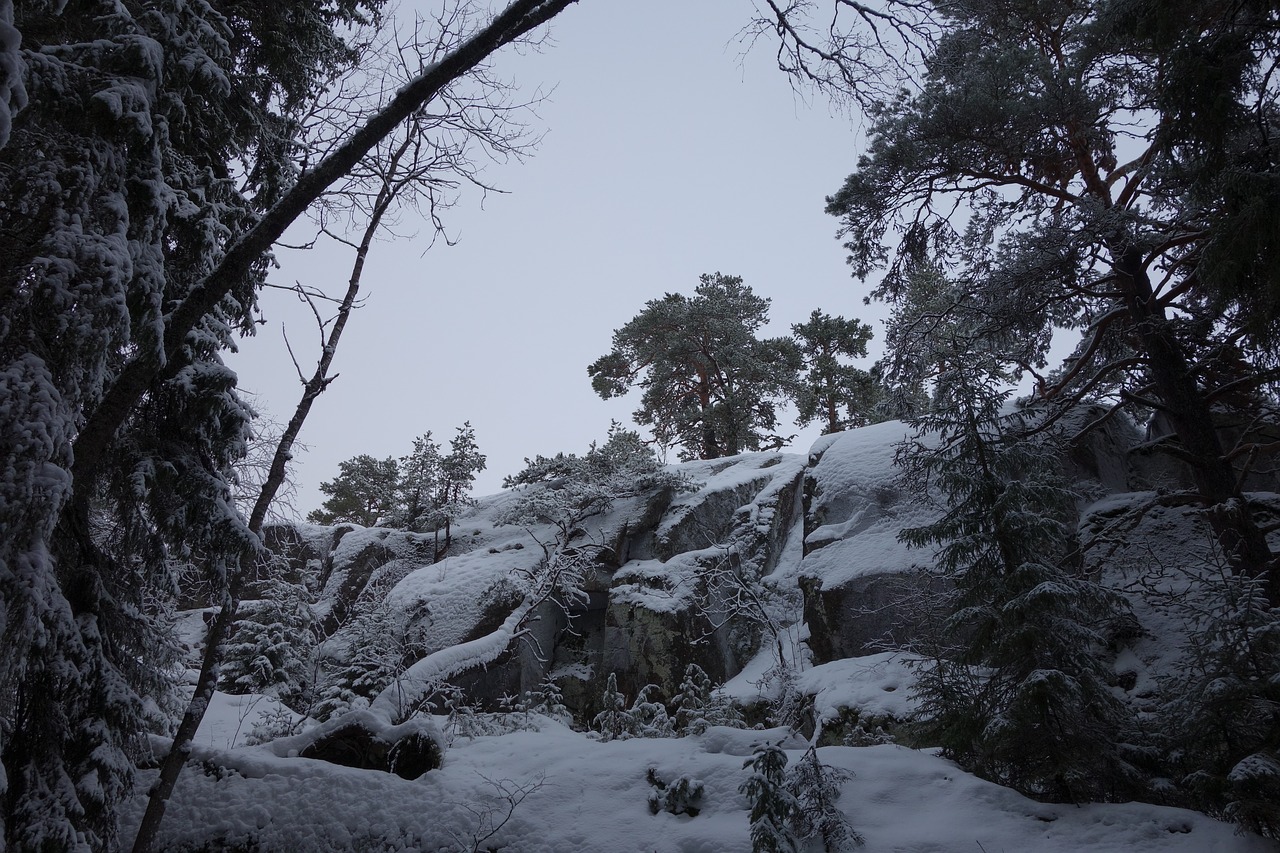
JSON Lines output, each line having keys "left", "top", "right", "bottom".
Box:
{"left": 674, "top": 663, "right": 715, "bottom": 735}
{"left": 591, "top": 673, "right": 630, "bottom": 742}
{"left": 786, "top": 746, "right": 861, "bottom": 851}
{"left": 219, "top": 576, "right": 315, "bottom": 709}
{"left": 741, "top": 742, "right": 800, "bottom": 853}
{"left": 900, "top": 332, "right": 1136, "bottom": 803}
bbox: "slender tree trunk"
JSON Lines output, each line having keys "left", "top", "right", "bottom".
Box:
{"left": 1114, "top": 246, "right": 1279, "bottom": 605}
{"left": 131, "top": 173, "right": 396, "bottom": 853}
{"left": 697, "top": 369, "right": 718, "bottom": 459}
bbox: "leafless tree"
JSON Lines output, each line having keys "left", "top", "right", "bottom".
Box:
{"left": 739, "top": 0, "right": 937, "bottom": 110}
{"left": 129, "top": 5, "right": 570, "bottom": 851}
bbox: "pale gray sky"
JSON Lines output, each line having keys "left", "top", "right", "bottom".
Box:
{"left": 230, "top": 1, "right": 883, "bottom": 516}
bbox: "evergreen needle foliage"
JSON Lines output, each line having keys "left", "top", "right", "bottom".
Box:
{"left": 900, "top": 353, "right": 1138, "bottom": 803}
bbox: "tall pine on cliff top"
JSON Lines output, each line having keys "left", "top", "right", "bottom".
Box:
{"left": 588, "top": 273, "right": 801, "bottom": 460}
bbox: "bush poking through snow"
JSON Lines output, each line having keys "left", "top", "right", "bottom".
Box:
{"left": 646, "top": 768, "right": 705, "bottom": 816}
{"left": 629, "top": 684, "right": 676, "bottom": 738}
{"left": 786, "top": 747, "right": 862, "bottom": 850}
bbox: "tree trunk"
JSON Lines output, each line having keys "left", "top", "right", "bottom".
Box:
{"left": 1114, "top": 246, "right": 1279, "bottom": 605}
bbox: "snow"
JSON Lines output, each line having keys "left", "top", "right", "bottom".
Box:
{"left": 129, "top": 424, "right": 1280, "bottom": 851}
{"left": 121, "top": 722, "right": 1271, "bottom": 852}
{"left": 191, "top": 690, "right": 307, "bottom": 750}
{"left": 797, "top": 652, "right": 920, "bottom": 723}
{"left": 799, "top": 421, "right": 940, "bottom": 588}
{"left": 0, "top": 0, "right": 24, "bottom": 149}
{"left": 369, "top": 602, "right": 535, "bottom": 722}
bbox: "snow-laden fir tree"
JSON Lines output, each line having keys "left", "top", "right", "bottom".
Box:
{"left": 785, "top": 747, "right": 861, "bottom": 851}
{"left": 0, "top": 0, "right": 377, "bottom": 845}
{"left": 741, "top": 742, "right": 800, "bottom": 853}
{"left": 0, "top": 1, "right": 582, "bottom": 847}
{"left": 527, "top": 675, "right": 572, "bottom": 726}
{"left": 673, "top": 663, "right": 744, "bottom": 735}
{"left": 314, "top": 595, "right": 409, "bottom": 721}
{"left": 219, "top": 575, "right": 316, "bottom": 709}
{"left": 591, "top": 673, "right": 630, "bottom": 742}
{"left": 894, "top": 270, "right": 1138, "bottom": 802}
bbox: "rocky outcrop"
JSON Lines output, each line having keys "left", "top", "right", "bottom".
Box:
{"left": 260, "top": 408, "right": 1262, "bottom": 724}
{"left": 284, "top": 713, "right": 443, "bottom": 780}
{"left": 275, "top": 453, "right": 807, "bottom": 721}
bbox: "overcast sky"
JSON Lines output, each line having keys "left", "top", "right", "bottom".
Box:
{"left": 229, "top": 0, "right": 884, "bottom": 517}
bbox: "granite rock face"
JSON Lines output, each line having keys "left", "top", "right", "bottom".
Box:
{"left": 260, "top": 411, "right": 1280, "bottom": 721}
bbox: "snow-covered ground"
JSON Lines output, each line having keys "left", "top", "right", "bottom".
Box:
{"left": 129, "top": 693, "right": 1269, "bottom": 852}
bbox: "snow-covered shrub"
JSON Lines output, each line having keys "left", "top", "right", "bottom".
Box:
{"left": 646, "top": 768, "right": 705, "bottom": 816}
{"left": 629, "top": 684, "right": 675, "bottom": 738}
{"left": 244, "top": 705, "right": 304, "bottom": 746}
{"left": 786, "top": 747, "right": 862, "bottom": 850}
{"left": 760, "top": 662, "right": 809, "bottom": 731}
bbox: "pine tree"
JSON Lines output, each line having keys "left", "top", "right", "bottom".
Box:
{"left": 588, "top": 273, "right": 802, "bottom": 460}
{"left": 307, "top": 454, "right": 401, "bottom": 527}
{"left": 435, "top": 422, "right": 486, "bottom": 554}
{"left": 824, "top": 0, "right": 1280, "bottom": 607}
{"left": 394, "top": 433, "right": 443, "bottom": 532}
